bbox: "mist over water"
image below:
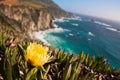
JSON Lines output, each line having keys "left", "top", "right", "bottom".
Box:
{"left": 33, "top": 15, "right": 120, "bottom": 69}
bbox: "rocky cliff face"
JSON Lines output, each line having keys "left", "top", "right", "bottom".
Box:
{"left": 0, "top": 0, "right": 73, "bottom": 33}
{"left": 0, "top": 5, "right": 54, "bottom": 32}
{"left": 0, "top": 0, "right": 19, "bottom": 5}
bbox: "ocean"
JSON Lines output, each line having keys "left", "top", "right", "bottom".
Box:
{"left": 33, "top": 15, "right": 120, "bottom": 69}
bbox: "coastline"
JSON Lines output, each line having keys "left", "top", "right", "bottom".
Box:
{"left": 29, "top": 16, "right": 81, "bottom": 46}
{"left": 29, "top": 16, "right": 120, "bottom": 69}
{"left": 29, "top": 23, "right": 64, "bottom": 46}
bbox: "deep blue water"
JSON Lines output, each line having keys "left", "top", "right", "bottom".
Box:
{"left": 34, "top": 15, "right": 120, "bottom": 69}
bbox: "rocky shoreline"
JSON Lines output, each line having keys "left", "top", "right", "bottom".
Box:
{"left": 0, "top": 0, "right": 73, "bottom": 34}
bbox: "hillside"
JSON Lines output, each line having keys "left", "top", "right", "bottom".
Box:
{"left": 0, "top": 0, "right": 73, "bottom": 18}
{"left": 19, "top": 0, "right": 60, "bottom": 8}
{"left": 0, "top": 0, "right": 19, "bottom": 5}
{"left": 0, "top": 0, "right": 120, "bottom": 80}
{"left": 0, "top": 0, "right": 73, "bottom": 36}
{"left": 0, "top": 25, "right": 120, "bottom": 79}
{"left": 19, "top": 0, "right": 73, "bottom": 18}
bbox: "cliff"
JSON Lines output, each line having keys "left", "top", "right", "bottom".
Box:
{"left": 0, "top": 0, "right": 73, "bottom": 33}
{"left": 0, "top": 5, "right": 53, "bottom": 32}
{"left": 0, "top": 0, "right": 19, "bottom": 5}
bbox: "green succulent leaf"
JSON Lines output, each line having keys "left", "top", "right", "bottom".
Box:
{"left": 63, "top": 64, "right": 72, "bottom": 80}
{"left": 25, "top": 67, "right": 38, "bottom": 80}
{"left": 43, "top": 65, "right": 50, "bottom": 79}
{"left": 3, "top": 58, "right": 13, "bottom": 80}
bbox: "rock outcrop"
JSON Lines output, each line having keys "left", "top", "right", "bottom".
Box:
{"left": 0, "top": 5, "right": 54, "bottom": 32}
{"left": 0, "top": 0, "right": 73, "bottom": 33}
{"left": 0, "top": 0, "right": 19, "bottom": 5}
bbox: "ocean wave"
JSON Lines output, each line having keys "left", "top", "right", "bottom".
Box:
{"left": 94, "top": 21, "right": 120, "bottom": 33}
{"left": 45, "top": 27, "right": 65, "bottom": 33}
{"left": 53, "top": 17, "right": 69, "bottom": 23}
{"left": 66, "top": 16, "right": 82, "bottom": 21}
{"left": 72, "top": 23, "right": 79, "bottom": 26}
{"left": 54, "top": 23, "right": 59, "bottom": 28}
{"left": 29, "top": 26, "right": 71, "bottom": 45}
{"left": 53, "top": 16, "right": 82, "bottom": 23}
{"left": 106, "top": 27, "right": 120, "bottom": 32}
{"left": 88, "top": 32, "right": 95, "bottom": 37}
{"left": 95, "top": 21, "right": 111, "bottom": 27}
{"left": 53, "top": 23, "right": 71, "bottom": 32}
{"left": 31, "top": 31, "right": 50, "bottom": 45}
{"left": 42, "top": 26, "right": 70, "bottom": 33}
{"left": 69, "top": 33, "right": 74, "bottom": 36}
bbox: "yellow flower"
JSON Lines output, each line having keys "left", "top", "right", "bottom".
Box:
{"left": 25, "top": 43, "right": 50, "bottom": 67}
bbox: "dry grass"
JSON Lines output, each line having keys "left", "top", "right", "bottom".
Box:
{"left": 0, "top": 0, "right": 19, "bottom": 5}
{"left": 21, "top": 1, "right": 45, "bottom": 8}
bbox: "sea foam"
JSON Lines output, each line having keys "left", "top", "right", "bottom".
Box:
{"left": 30, "top": 25, "right": 69, "bottom": 46}
{"left": 69, "top": 33, "right": 74, "bottom": 36}
{"left": 32, "top": 31, "right": 50, "bottom": 45}
{"left": 106, "top": 27, "right": 120, "bottom": 32}
{"left": 72, "top": 23, "right": 79, "bottom": 26}
{"left": 88, "top": 32, "right": 95, "bottom": 37}
{"left": 95, "top": 21, "right": 111, "bottom": 27}
{"left": 53, "top": 16, "right": 82, "bottom": 23}
{"left": 53, "top": 17, "right": 69, "bottom": 23}
{"left": 66, "top": 16, "right": 82, "bottom": 21}
{"left": 94, "top": 21, "right": 120, "bottom": 33}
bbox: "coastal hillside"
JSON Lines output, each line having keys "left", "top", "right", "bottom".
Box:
{"left": 19, "top": 0, "right": 73, "bottom": 18}
{"left": 0, "top": 0, "right": 120, "bottom": 80}
{"left": 0, "top": 0, "right": 73, "bottom": 34}
{"left": 0, "top": 0, "right": 19, "bottom": 5}
{"left": 0, "top": 25, "right": 120, "bottom": 79}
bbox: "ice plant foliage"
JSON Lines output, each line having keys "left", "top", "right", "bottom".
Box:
{"left": 25, "top": 43, "right": 50, "bottom": 67}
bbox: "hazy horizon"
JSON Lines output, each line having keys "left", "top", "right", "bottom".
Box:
{"left": 53, "top": 0, "right": 120, "bottom": 22}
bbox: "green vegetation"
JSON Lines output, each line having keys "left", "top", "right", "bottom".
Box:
{"left": 0, "top": 13, "right": 22, "bottom": 33}
{"left": 19, "top": 0, "right": 60, "bottom": 9}
{"left": 0, "top": 24, "right": 120, "bottom": 80}
{"left": 20, "top": 0, "right": 46, "bottom": 8}
{"left": 0, "top": 1, "right": 119, "bottom": 79}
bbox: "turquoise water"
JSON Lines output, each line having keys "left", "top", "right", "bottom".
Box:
{"left": 34, "top": 16, "right": 120, "bottom": 69}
